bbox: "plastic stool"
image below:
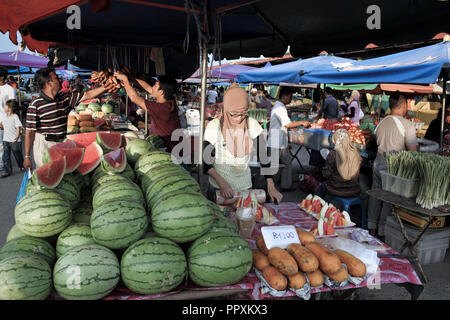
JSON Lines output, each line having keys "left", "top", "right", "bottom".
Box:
{"left": 328, "top": 196, "right": 367, "bottom": 229}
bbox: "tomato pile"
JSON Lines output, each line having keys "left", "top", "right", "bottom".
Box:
{"left": 309, "top": 117, "right": 370, "bottom": 145}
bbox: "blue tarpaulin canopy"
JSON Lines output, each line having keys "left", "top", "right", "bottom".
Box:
{"left": 238, "top": 55, "right": 355, "bottom": 84}
{"left": 299, "top": 42, "right": 450, "bottom": 85}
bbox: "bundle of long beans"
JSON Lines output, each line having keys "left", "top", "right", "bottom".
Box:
{"left": 415, "top": 153, "right": 450, "bottom": 209}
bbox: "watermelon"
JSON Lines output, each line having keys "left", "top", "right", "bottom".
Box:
{"left": 75, "top": 103, "right": 87, "bottom": 112}
{"left": 96, "top": 131, "right": 122, "bottom": 151}
{"left": 125, "top": 139, "right": 155, "bottom": 164}
{"left": 0, "top": 236, "right": 56, "bottom": 265}
{"left": 72, "top": 202, "right": 93, "bottom": 224}
{"left": 43, "top": 147, "right": 85, "bottom": 174}
{"left": 88, "top": 102, "right": 102, "bottom": 112}
{"left": 71, "top": 170, "right": 89, "bottom": 189}
{"left": 90, "top": 200, "right": 148, "bottom": 249}
{"left": 151, "top": 191, "right": 214, "bottom": 243}
{"left": 92, "top": 174, "right": 132, "bottom": 194}
{"left": 101, "top": 103, "right": 114, "bottom": 114}
{"left": 146, "top": 134, "right": 165, "bottom": 149}
{"left": 0, "top": 255, "right": 52, "bottom": 300}
{"left": 35, "top": 156, "right": 66, "bottom": 188}
{"left": 188, "top": 232, "right": 252, "bottom": 287}
{"left": 145, "top": 174, "right": 201, "bottom": 209}
{"left": 53, "top": 244, "right": 120, "bottom": 300}
{"left": 77, "top": 142, "right": 103, "bottom": 175}
{"left": 135, "top": 151, "right": 175, "bottom": 177}
{"left": 140, "top": 164, "right": 190, "bottom": 191}
{"left": 121, "top": 237, "right": 187, "bottom": 294}
{"left": 91, "top": 162, "right": 135, "bottom": 184}
{"left": 210, "top": 215, "right": 238, "bottom": 235}
{"left": 6, "top": 224, "right": 27, "bottom": 242}
{"left": 15, "top": 189, "right": 72, "bottom": 238}
{"left": 67, "top": 132, "right": 98, "bottom": 148}
{"left": 101, "top": 147, "right": 127, "bottom": 173}
{"left": 56, "top": 224, "right": 96, "bottom": 258}
{"left": 92, "top": 181, "right": 145, "bottom": 209}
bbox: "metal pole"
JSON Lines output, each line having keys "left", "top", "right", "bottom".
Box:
{"left": 440, "top": 73, "right": 448, "bottom": 148}
{"left": 198, "top": 39, "right": 208, "bottom": 185}
{"left": 145, "top": 93, "right": 148, "bottom": 137}
{"left": 125, "top": 92, "right": 129, "bottom": 120}
{"left": 17, "top": 67, "right": 21, "bottom": 110}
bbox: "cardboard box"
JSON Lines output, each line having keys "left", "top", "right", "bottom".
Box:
{"left": 395, "top": 207, "right": 446, "bottom": 229}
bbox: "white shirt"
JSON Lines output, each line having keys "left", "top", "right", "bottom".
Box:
{"left": 267, "top": 101, "right": 292, "bottom": 149}
{"left": 207, "top": 90, "right": 218, "bottom": 104}
{"left": 0, "top": 84, "right": 17, "bottom": 119}
{"left": 0, "top": 114, "right": 22, "bottom": 142}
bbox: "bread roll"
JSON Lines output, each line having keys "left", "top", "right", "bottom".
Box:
{"left": 325, "top": 267, "right": 349, "bottom": 283}
{"left": 262, "top": 266, "right": 287, "bottom": 291}
{"left": 79, "top": 121, "right": 95, "bottom": 128}
{"left": 256, "top": 235, "right": 269, "bottom": 255}
{"left": 268, "top": 247, "right": 298, "bottom": 276}
{"left": 252, "top": 249, "right": 270, "bottom": 271}
{"left": 68, "top": 118, "right": 80, "bottom": 126}
{"left": 78, "top": 114, "right": 93, "bottom": 122}
{"left": 306, "top": 269, "right": 324, "bottom": 287}
{"left": 288, "top": 272, "right": 307, "bottom": 290}
{"left": 80, "top": 127, "right": 97, "bottom": 133}
{"left": 305, "top": 242, "right": 341, "bottom": 274}
{"left": 296, "top": 228, "right": 316, "bottom": 245}
{"left": 334, "top": 249, "right": 366, "bottom": 277}
{"left": 286, "top": 243, "right": 319, "bottom": 273}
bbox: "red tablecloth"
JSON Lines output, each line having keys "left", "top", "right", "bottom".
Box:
{"left": 52, "top": 202, "right": 422, "bottom": 300}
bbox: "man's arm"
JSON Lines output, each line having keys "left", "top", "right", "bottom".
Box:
{"left": 135, "top": 78, "right": 153, "bottom": 95}
{"left": 80, "top": 85, "right": 108, "bottom": 101}
{"left": 23, "top": 129, "right": 36, "bottom": 171}
{"left": 114, "top": 72, "right": 147, "bottom": 110}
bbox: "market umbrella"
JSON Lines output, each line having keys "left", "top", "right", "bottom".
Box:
{"left": 189, "top": 64, "right": 256, "bottom": 80}
{"left": 0, "top": 51, "right": 52, "bottom": 68}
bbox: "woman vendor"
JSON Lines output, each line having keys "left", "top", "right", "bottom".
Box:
{"left": 203, "top": 83, "right": 283, "bottom": 204}
{"left": 316, "top": 129, "right": 362, "bottom": 198}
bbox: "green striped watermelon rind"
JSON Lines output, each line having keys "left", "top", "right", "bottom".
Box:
{"left": 90, "top": 200, "right": 148, "bottom": 249}
{"left": 151, "top": 191, "right": 214, "bottom": 243}
{"left": 53, "top": 244, "right": 120, "bottom": 300}
{"left": 55, "top": 223, "right": 96, "bottom": 258}
{"left": 120, "top": 237, "right": 187, "bottom": 295}
{"left": 187, "top": 232, "right": 252, "bottom": 287}
{"left": 134, "top": 151, "right": 175, "bottom": 177}
{"left": 125, "top": 138, "right": 155, "bottom": 165}
{"left": 0, "top": 255, "right": 52, "bottom": 300}
{"left": 35, "top": 156, "right": 67, "bottom": 189}
{"left": 91, "top": 174, "right": 132, "bottom": 195}
{"left": 209, "top": 214, "right": 238, "bottom": 235}
{"left": 145, "top": 174, "right": 201, "bottom": 209}
{"left": 140, "top": 164, "right": 190, "bottom": 191}
{"left": 0, "top": 236, "right": 56, "bottom": 265}
{"left": 92, "top": 180, "right": 145, "bottom": 210}
{"left": 15, "top": 189, "right": 72, "bottom": 238}
{"left": 100, "top": 147, "right": 127, "bottom": 174}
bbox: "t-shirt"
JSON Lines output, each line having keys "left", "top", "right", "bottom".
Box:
{"left": 375, "top": 115, "right": 418, "bottom": 154}
{"left": 204, "top": 117, "right": 263, "bottom": 190}
{"left": 144, "top": 99, "right": 181, "bottom": 152}
{"left": 319, "top": 96, "right": 339, "bottom": 120}
{"left": 0, "top": 114, "right": 22, "bottom": 142}
{"left": 425, "top": 117, "right": 450, "bottom": 143}
{"left": 26, "top": 91, "right": 83, "bottom": 136}
{"left": 0, "top": 84, "right": 17, "bottom": 119}
{"left": 207, "top": 90, "right": 218, "bottom": 104}
{"left": 267, "top": 101, "right": 291, "bottom": 149}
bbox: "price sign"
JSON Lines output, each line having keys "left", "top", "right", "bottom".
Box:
{"left": 261, "top": 225, "right": 300, "bottom": 250}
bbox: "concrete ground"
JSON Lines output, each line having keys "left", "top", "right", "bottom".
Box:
{"left": 1, "top": 144, "right": 449, "bottom": 299}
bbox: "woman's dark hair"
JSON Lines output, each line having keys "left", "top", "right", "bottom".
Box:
{"left": 34, "top": 67, "right": 56, "bottom": 90}
{"left": 157, "top": 75, "right": 178, "bottom": 100}
{"left": 5, "top": 99, "right": 19, "bottom": 114}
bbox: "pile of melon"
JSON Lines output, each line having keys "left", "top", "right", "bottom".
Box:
{"left": 0, "top": 132, "right": 252, "bottom": 300}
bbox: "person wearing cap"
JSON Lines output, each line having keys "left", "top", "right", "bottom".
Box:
{"left": 203, "top": 83, "right": 283, "bottom": 204}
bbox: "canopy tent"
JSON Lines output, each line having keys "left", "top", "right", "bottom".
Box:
{"left": 299, "top": 42, "right": 450, "bottom": 85}
{"left": 325, "top": 83, "right": 437, "bottom": 95}
{"left": 238, "top": 55, "right": 355, "bottom": 84}
{"left": 264, "top": 62, "right": 272, "bottom": 68}
{"left": 182, "top": 77, "right": 231, "bottom": 84}
{"left": 188, "top": 64, "right": 256, "bottom": 80}
{"left": 0, "top": 51, "right": 52, "bottom": 68}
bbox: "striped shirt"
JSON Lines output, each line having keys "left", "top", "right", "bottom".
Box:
{"left": 26, "top": 91, "right": 83, "bottom": 136}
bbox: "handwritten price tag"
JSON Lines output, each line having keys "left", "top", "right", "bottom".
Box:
{"left": 261, "top": 225, "right": 300, "bottom": 250}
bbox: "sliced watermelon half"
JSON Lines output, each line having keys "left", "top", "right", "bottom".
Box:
{"left": 66, "top": 132, "right": 99, "bottom": 148}
{"left": 77, "top": 142, "right": 103, "bottom": 175}
{"left": 101, "top": 147, "right": 127, "bottom": 173}
{"left": 96, "top": 131, "right": 122, "bottom": 151}
{"left": 44, "top": 147, "right": 85, "bottom": 174}
{"left": 35, "top": 156, "right": 66, "bottom": 189}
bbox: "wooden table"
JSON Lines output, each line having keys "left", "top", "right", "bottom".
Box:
{"left": 366, "top": 189, "right": 450, "bottom": 284}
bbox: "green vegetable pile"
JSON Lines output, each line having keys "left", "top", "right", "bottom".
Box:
{"left": 248, "top": 109, "right": 268, "bottom": 122}
{"left": 386, "top": 151, "right": 419, "bottom": 180}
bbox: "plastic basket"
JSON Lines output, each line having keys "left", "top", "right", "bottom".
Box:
{"left": 380, "top": 170, "right": 419, "bottom": 198}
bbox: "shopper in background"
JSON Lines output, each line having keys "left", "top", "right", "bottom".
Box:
{"left": 425, "top": 101, "right": 450, "bottom": 143}
{"left": 367, "top": 91, "right": 418, "bottom": 240}
{"left": 346, "top": 90, "right": 363, "bottom": 124}
{"left": 0, "top": 99, "right": 24, "bottom": 177}
{"left": 0, "top": 68, "right": 17, "bottom": 173}
{"left": 8, "top": 76, "right": 18, "bottom": 89}
{"left": 256, "top": 90, "right": 272, "bottom": 113}
{"left": 207, "top": 85, "right": 218, "bottom": 104}
{"left": 317, "top": 87, "right": 338, "bottom": 120}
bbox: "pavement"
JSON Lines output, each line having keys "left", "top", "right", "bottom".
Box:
{"left": 1, "top": 144, "right": 449, "bottom": 300}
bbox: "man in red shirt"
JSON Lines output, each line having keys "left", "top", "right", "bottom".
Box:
{"left": 114, "top": 72, "right": 180, "bottom": 152}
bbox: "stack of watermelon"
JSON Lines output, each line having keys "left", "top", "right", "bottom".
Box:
{"left": 0, "top": 131, "right": 252, "bottom": 300}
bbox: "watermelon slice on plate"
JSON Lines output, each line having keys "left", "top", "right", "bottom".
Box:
{"left": 78, "top": 142, "right": 103, "bottom": 175}
{"left": 101, "top": 148, "right": 127, "bottom": 173}
{"left": 66, "top": 132, "right": 99, "bottom": 148}
{"left": 44, "top": 147, "right": 85, "bottom": 174}
{"left": 35, "top": 156, "right": 66, "bottom": 189}
{"left": 96, "top": 131, "right": 122, "bottom": 151}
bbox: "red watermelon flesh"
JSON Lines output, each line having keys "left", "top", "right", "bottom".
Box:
{"left": 67, "top": 132, "right": 99, "bottom": 148}
{"left": 96, "top": 131, "right": 122, "bottom": 150}
{"left": 78, "top": 142, "right": 103, "bottom": 175}
{"left": 102, "top": 147, "right": 127, "bottom": 173}
{"left": 51, "top": 140, "right": 77, "bottom": 150}
{"left": 48, "top": 147, "right": 85, "bottom": 173}
{"left": 35, "top": 156, "right": 66, "bottom": 188}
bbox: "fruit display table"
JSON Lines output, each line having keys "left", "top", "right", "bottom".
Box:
{"left": 46, "top": 202, "right": 421, "bottom": 301}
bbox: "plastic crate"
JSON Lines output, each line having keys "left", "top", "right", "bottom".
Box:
{"left": 384, "top": 216, "right": 450, "bottom": 265}
{"left": 380, "top": 170, "right": 419, "bottom": 198}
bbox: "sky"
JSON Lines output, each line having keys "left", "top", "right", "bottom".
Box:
{"left": 0, "top": 32, "right": 34, "bottom": 54}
